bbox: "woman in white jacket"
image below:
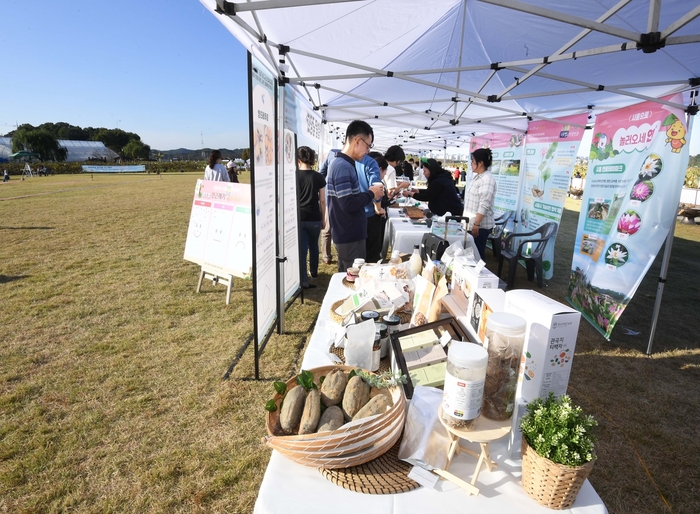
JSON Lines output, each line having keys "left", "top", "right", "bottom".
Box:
{"left": 204, "top": 150, "right": 229, "bottom": 182}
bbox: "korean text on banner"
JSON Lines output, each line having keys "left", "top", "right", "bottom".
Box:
{"left": 521, "top": 114, "right": 588, "bottom": 279}
{"left": 566, "top": 93, "right": 690, "bottom": 339}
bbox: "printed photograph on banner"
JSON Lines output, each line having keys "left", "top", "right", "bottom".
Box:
{"left": 566, "top": 93, "right": 690, "bottom": 339}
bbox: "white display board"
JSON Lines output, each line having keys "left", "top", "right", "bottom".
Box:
{"left": 282, "top": 127, "right": 301, "bottom": 301}
{"left": 251, "top": 55, "right": 278, "bottom": 348}
{"left": 183, "top": 179, "right": 252, "bottom": 278}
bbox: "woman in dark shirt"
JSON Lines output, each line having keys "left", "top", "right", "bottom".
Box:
{"left": 296, "top": 146, "right": 326, "bottom": 288}
{"left": 405, "top": 158, "right": 463, "bottom": 216}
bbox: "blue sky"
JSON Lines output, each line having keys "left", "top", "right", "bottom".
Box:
{"left": 0, "top": 0, "right": 249, "bottom": 151}
{"left": 2, "top": 1, "right": 699, "bottom": 156}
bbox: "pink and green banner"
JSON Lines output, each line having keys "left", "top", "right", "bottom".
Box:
{"left": 521, "top": 114, "right": 588, "bottom": 279}
{"left": 469, "top": 132, "right": 525, "bottom": 222}
{"left": 567, "top": 94, "right": 690, "bottom": 338}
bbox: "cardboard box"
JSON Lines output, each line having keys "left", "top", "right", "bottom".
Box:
{"left": 467, "top": 288, "right": 505, "bottom": 345}
{"left": 451, "top": 261, "right": 500, "bottom": 313}
{"left": 503, "top": 289, "right": 582, "bottom": 457}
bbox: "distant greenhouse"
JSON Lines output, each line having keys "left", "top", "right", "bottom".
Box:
{"left": 0, "top": 137, "right": 119, "bottom": 162}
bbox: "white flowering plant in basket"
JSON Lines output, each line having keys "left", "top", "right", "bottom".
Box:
{"left": 520, "top": 392, "right": 597, "bottom": 467}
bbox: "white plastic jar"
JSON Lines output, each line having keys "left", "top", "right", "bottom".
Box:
{"left": 441, "top": 341, "right": 488, "bottom": 430}
{"left": 481, "top": 312, "right": 527, "bottom": 421}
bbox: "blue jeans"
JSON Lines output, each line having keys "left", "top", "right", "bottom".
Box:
{"left": 300, "top": 221, "right": 322, "bottom": 285}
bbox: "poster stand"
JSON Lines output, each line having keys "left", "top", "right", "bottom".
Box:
{"left": 196, "top": 265, "right": 234, "bottom": 305}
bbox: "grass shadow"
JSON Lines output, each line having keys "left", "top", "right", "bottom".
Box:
{"left": 0, "top": 274, "right": 30, "bottom": 283}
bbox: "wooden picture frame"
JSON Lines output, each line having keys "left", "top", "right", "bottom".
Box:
{"left": 389, "top": 316, "right": 472, "bottom": 399}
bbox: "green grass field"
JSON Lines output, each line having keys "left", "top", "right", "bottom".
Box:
{"left": 1, "top": 172, "right": 699, "bottom": 513}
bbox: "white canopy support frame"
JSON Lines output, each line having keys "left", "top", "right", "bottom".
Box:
{"left": 201, "top": 0, "right": 700, "bottom": 351}
{"left": 204, "top": 0, "right": 700, "bottom": 151}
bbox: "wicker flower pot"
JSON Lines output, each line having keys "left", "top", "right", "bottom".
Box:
{"left": 521, "top": 439, "right": 595, "bottom": 510}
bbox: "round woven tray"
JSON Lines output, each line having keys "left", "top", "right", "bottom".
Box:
{"left": 319, "top": 436, "right": 419, "bottom": 494}
{"left": 329, "top": 299, "right": 413, "bottom": 325}
{"left": 342, "top": 277, "right": 356, "bottom": 290}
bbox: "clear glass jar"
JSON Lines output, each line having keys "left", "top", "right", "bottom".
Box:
{"left": 442, "top": 341, "right": 488, "bottom": 430}
{"left": 376, "top": 323, "right": 389, "bottom": 358}
{"left": 371, "top": 332, "right": 381, "bottom": 372}
{"left": 382, "top": 314, "right": 401, "bottom": 358}
{"left": 481, "top": 312, "right": 526, "bottom": 421}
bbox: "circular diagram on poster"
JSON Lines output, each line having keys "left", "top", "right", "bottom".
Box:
{"left": 617, "top": 210, "right": 642, "bottom": 235}
{"left": 605, "top": 242, "right": 629, "bottom": 267}
{"left": 639, "top": 153, "right": 662, "bottom": 180}
{"left": 630, "top": 179, "right": 654, "bottom": 202}
{"left": 284, "top": 132, "right": 293, "bottom": 164}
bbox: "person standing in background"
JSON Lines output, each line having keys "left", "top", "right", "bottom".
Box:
{"left": 404, "top": 158, "right": 463, "bottom": 217}
{"left": 367, "top": 153, "right": 392, "bottom": 262}
{"left": 204, "top": 150, "right": 229, "bottom": 182}
{"left": 463, "top": 148, "right": 497, "bottom": 260}
{"left": 319, "top": 149, "right": 340, "bottom": 264}
{"left": 226, "top": 160, "right": 239, "bottom": 183}
{"left": 322, "top": 147, "right": 382, "bottom": 265}
{"left": 326, "top": 120, "right": 384, "bottom": 272}
{"left": 296, "top": 146, "right": 326, "bottom": 289}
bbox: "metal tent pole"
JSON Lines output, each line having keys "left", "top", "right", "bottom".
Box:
{"left": 647, "top": 109, "right": 695, "bottom": 355}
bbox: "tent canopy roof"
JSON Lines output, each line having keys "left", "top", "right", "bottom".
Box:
{"left": 201, "top": 0, "right": 700, "bottom": 152}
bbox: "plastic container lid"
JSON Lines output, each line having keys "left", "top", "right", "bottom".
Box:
{"left": 486, "top": 312, "right": 527, "bottom": 336}
{"left": 382, "top": 314, "right": 401, "bottom": 326}
{"left": 361, "top": 311, "right": 380, "bottom": 321}
{"left": 447, "top": 341, "right": 488, "bottom": 369}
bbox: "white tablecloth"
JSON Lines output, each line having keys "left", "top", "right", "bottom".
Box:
{"left": 386, "top": 207, "right": 480, "bottom": 259}
{"left": 254, "top": 274, "right": 608, "bottom": 514}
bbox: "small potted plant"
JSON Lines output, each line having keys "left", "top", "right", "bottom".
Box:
{"left": 519, "top": 392, "right": 598, "bottom": 510}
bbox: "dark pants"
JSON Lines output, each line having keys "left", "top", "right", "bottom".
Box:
{"left": 300, "top": 221, "right": 322, "bottom": 285}
{"left": 366, "top": 214, "right": 386, "bottom": 263}
{"left": 335, "top": 240, "right": 366, "bottom": 272}
{"left": 474, "top": 227, "right": 491, "bottom": 261}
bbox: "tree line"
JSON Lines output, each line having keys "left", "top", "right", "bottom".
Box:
{"left": 4, "top": 122, "right": 150, "bottom": 161}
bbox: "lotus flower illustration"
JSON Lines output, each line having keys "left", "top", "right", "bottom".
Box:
{"left": 639, "top": 154, "right": 662, "bottom": 179}
{"left": 617, "top": 210, "right": 642, "bottom": 235}
{"left": 630, "top": 180, "right": 653, "bottom": 201}
{"left": 605, "top": 243, "right": 628, "bottom": 267}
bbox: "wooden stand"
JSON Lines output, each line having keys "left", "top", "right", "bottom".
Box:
{"left": 196, "top": 266, "right": 234, "bottom": 305}
{"left": 438, "top": 406, "right": 511, "bottom": 495}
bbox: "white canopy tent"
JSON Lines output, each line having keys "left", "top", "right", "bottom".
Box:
{"left": 201, "top": 0, "right": 700, "bottom": 152}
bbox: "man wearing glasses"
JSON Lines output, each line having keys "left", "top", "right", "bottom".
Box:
{"left": 326, "top": 120, "right": 385, "bottom": 272}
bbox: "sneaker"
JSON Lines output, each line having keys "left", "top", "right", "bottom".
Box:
{"left": 310, "top": 272, "right": 318, "bottom": 278}
{"left": 302, "top": 283, "right": 317, "bottom": 289}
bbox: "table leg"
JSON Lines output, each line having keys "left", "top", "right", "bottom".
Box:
{"left": 444, "top": 433, "right": 460, "bottom": 471}
{"left": 470, "top": 442, "right": 498, "bottom": 486}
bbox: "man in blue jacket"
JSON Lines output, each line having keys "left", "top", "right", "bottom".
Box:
{"left": 326, "top": 121, "right": 384, "bottom": 272}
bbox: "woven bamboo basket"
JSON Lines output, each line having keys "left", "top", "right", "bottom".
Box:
{"left": 521, "top": 439, "right": 595, "bottom": 510}
{"left": 264, "top": 365, "right": 407, "bottom": 469}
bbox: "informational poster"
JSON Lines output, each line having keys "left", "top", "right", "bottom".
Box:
{"left": 567, "top": 94, "right": 690, "bottom": 338}
{"left": 469, "top": 132, "right": 525, "bottom": 225}
{"left": 521, "top": 114, "right": 588, "bottom": 279}
{"left": 282, "top": 85, "right": 323, "bottom": 301}
{"left": 282, "top": 127, "right": 301, "bottom": 301}
{"left": 250, "top": 55, "right": 278, "bottom": 343}
{"left": 183, "top": 179, "right": 252, "bottom": 278}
